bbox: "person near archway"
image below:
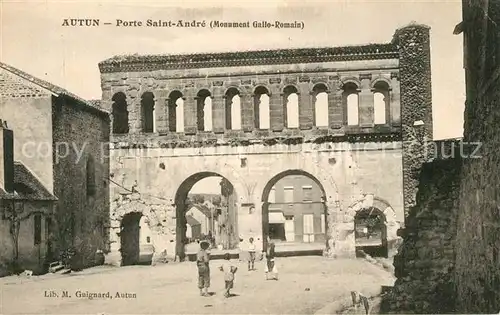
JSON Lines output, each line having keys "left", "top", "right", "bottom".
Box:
{"left": 196, "top": 240, "right": 211, "bottom": 296}
{"left": 247, "top": 237, "right": 256, "bottom": 271}
{"left": 265, "top": 242, "right": 278, "bottom": 280}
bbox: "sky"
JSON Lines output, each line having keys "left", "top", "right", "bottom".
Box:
{"left": 0, "top": 0, "right": 465, "bottom": 193}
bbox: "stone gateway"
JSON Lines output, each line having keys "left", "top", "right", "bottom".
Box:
{"left": 98, "top": 23, "right": 433, "bottom": 265}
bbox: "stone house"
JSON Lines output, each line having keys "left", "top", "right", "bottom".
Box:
{"left": 185, "top": 204, "right": 217, "bottom": 236}
{"left": 0, "top": 62, "right": 110, "bottom": 273}
{"left": 0, "top": 122, "right": 57, "bottom": 275}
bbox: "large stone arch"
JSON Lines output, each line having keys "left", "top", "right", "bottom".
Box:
{"left": 172, "top": 167, "right": 248, "bottom": 259}
{"left": 171, "top": 163, "right": 249, "bottom": 204}
{"left": 253, "top": 161, "right": 340, "bottom": 255}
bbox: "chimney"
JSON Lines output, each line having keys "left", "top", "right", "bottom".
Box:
{"left": 0, "top": 120, "right": 14, "bottom": 193}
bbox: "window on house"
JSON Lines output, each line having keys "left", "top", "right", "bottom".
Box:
{"left": 302, "top": 186, "right": 313, "bottom": 202}
{"left": 254, "top": 86, "right": 270, "bottom": 129}
{"left": 313, "top": 83, "right": 329, "bottom": 127}
{"left": 141, "top": 92, "right": 155, "bottom": 133}
{"left": 34, "top": 214, "right": 42, "bottom": 245}
{"left": 283, "top": 86, "right": 299, "bottom": 128}
{"left": 112, "top": 92, "right": 129, "bottom": 134}
{"left": 168, "top": 91, "right": 184, "bottom": 132}
{"left": 225, "top": 88, "right": 242, "bottom": 130}
{"left": 283, "top": 186, "right": 294, "bottom": 203}
{"left": 86, "top": 155, "right": 96, "bottom": 196}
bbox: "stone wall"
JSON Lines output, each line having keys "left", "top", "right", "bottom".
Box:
{"left": 51, "top": 96, "right": 110, "bottom": 269}
{"left": 385, "top": 156, "right": 460, "bottom": 314}
{"left": 395, "top": 24, "right": 434, "bottom": 219}
{"left": 452, "top": 2, "right": 500, "bottom": 313}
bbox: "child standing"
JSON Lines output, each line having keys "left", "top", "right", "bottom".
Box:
{"left": 265, "top": 242, "right": 278, "bottom": 280}
{"left": 219, "top": 253, "right": 238, "bottom": 298}
{"left": 247, "top": 237, "right": 256, "bottom": 271}
{"left": 196, "top": 240, "right": 211, "bottom": 296}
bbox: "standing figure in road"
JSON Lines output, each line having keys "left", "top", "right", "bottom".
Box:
{"left": 265, "top": 242, "right": 278, "bottom": 280}
{"left": 219, "top": 253, "right": 238, "bottom": 298}
{"left": 247, "top": 237, "right": 256, "bottom": 271}
{"left": 196, "top": 240, "right": 211, "bottom": 296}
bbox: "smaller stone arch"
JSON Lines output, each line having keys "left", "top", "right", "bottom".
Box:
{"left": 340, "top": 77, "right": 362, "bottom": 90}
{"left": 311, "top": 82, "right": 331, "bottom": 93}
{"left": 110, "top": 195, "right": 176, "bottom": 266}
{"left": 281, "top": 84, "right": 300, "bottom": 95}
{"left": 345, "top": 194, "right": 401, "bottom": 257}
{"left": 370, "top": 76, "right": 393, "bottom": 90}
{"left": 253, "top": 85, "right": 271, "bottom": 96}
{"left": 224, "top": 86, "right": 242, "bottom": 97}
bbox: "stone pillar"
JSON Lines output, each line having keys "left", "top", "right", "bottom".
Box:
{"left": 212, "top": 87, "right": 225, "bottom": 133}
{"left": 390, "top": 73, "right": 401, "bottom": 127}
{"left": 238, "top": 203, "right": 262, "bottom": 247}
{"left": 298, "top": 83, "right": 313, "bottom": 130}
{"left": 240, "top": 92, "right": 254, "bottom": 132}
{"left": 328, "top": 77, "right": 343, "bottom": 129}
{"left": 333, "top": 207, "right": 357, "bottom": 259}
{"left": 154, "top": 90, "right": 168, "bottom": 134}
{"left": 269, "top": 86, "right": 284, "bottom": 131}
{"left": 394, "top": 24, "right": 433, "bottom": 219}
{"left": 358, "top": 74, "right": 374, "bottom": 128}
{"left": 323, "top": 200, "right": 339, "bottom": 258}
{"left": 183, "top": 87, "right": 197, "bottom": 135}
{"left": 104, "top": 218, "right": 122, "bottom": 266}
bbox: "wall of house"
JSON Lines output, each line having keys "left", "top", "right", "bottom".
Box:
{"left": 268, "top": 175, "right": 325, "bottom": 242}
{"left": 51, "top": 97, "right": 110, "bottom": 269}
{"left": 0, "top": 201, "right": 52, "bottom": 276}
{"left": 0, "top": 68, "right": 54, "bottom": 193}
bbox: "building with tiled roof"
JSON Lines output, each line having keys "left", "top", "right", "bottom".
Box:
{"left": 0, "top": 62, "right": 110, "bottom": 276}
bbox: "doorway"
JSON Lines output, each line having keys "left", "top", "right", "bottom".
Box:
{"left": 120, "top": 212, "right": 142, "bottom": 266}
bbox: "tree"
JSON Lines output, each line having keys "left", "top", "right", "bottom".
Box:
{"left": 191, "top": 194, "right": 205, "bottom": 204}
{"left": 212, "top": 195, "right": 222, "bottom": 207}
{"left": 3, "top": 200, "right": 35, "bottom": 273}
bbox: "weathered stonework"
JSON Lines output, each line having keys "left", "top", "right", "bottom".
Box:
{"left": 394, "top": 24, "right": 434, "bottom": 219}
{"left": 385, "top": 155, "right": 461, "bottom": 314}
{"left": 99, "top": 23, "right": 432, "bottom": 262}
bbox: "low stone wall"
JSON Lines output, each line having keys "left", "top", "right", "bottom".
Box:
{"left": 384, "top": 157, "right": 461, "bottom": 313}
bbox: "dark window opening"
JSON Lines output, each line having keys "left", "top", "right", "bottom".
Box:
{"left": 86, "top": 156, "right": 96, "bottom": 196}
{"left": 112, "top": 92, "right": 129, "bottom": 134}
{"left": 34, "top": 214, "right": 42, "bottom": 245}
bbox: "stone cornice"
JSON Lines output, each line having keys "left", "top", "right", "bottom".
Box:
{"left": 109, "top": 131, "right": 402, "bottom": 149}
{"left": 99, "top": 44, "right": 398, "bottom": 73}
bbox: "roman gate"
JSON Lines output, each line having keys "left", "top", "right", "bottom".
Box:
{"left": 98, "top": 23, "right": 433, "bottom": 264}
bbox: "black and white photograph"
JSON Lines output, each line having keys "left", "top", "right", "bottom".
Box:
{"left": 0, "top": 0, "right": 497, "bottom": 314}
